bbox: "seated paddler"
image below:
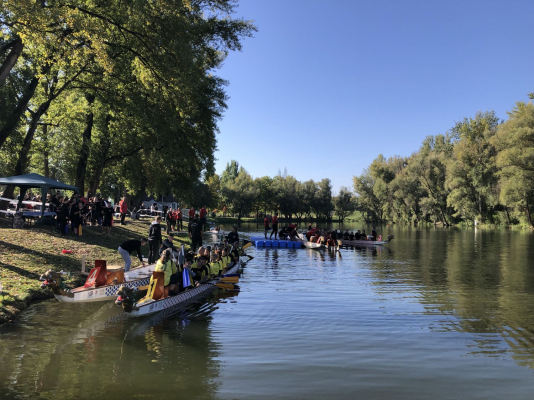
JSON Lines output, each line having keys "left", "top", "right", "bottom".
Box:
{"left": 220, "top": 247, "right": 233, "bottom": 272}
{"left": 209, "top": 252, "right": 222, "bottom": 278}
{"left": 153, "top": 249, "right": 178, "bottom": 297}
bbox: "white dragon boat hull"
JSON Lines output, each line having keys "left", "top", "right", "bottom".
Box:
{"left": 54, "top": 264, "right": 156, "bottom": 303}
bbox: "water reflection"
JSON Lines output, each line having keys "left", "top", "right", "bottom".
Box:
{"left": 1, "top": 225, "right": 534, "bottom": 399}
{"left": 0, "top": 289, "right": 240, "bottom": 400}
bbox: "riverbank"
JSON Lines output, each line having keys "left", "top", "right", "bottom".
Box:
{"left": 0, "top": 218, "right": 192, "bottom": 325}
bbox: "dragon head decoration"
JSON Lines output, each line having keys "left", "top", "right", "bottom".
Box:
{"left": 39, "top": 269, "right": 73, "bottom": 298}
{"left": 115, "top": 285, "right": 140, "bottom": 313}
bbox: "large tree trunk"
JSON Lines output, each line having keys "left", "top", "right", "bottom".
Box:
{"left": 42, "top": 124, "right": 50, "bottom": 177}
{"left": 0, "top": 77, "right": 39, "bottom": 149}
{"left": 75, "top": 93, "right": 95, "bottom": 194}
{"left": 13, "top": 102, "right": 49, "bottom": 176}
{"left": 0, "top": 37, "right": 23, "bottom": 88}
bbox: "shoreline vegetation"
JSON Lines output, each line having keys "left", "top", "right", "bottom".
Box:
{"left": 0, "top": 218, "right": 192, "bottom": 325}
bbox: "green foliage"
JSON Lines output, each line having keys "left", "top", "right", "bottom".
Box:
{"left": 220, "top": 167, "right": 257, "bottom": 220}
{"left": 0, "top": 1, "right": 256, "bottom": 203}
{"left": 334, "top": 186, "right": 356, "bottom": 221}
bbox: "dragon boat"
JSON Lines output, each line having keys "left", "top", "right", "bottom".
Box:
{"left": 341, "top": 235, "right": 394, "bottom": 247}
{"left": 40, "top": 260, "right": 155, "bottom": 303}
{"left": 114, "top": 259, "right": 243, "bottom": 318}
{"left": 298, "top": 233, "right": 324, "bottom": 250}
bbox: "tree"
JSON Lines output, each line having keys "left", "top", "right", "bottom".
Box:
{"left": 313, "top": 178, "right": 334, "bottom": 219}
{"left": 446, "top": 111, "right": 500, "bottom": 223}
{"left": 221, "top": 167, "right": 258, "bottom": 220}
{"left": 492, "top": 102, "right": 534, "bottom": 226}
{"left": 334, "top": 186, "right": 356, "bottom": 221}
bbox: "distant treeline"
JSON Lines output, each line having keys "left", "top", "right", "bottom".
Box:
{"left": 353, "top": 100, "right": 534, "bottom": 228}
{"left": 192, "top": 161, "right": 357, "bottom": 222}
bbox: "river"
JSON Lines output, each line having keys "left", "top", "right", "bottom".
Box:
{"left": 1, "top": 224, "right": 533, "bottom": 399}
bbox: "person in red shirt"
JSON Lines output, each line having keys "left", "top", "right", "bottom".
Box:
{"left": 176, "top": 208, "right": 183, "bottom": 230}
{"left": 269, "top": 213, "right": 279, "bottom": 240}
{"left": 199, "top": 206, "right": 207, "bottom": 231}
{"left": 188, "top": 207, "right": 195, "bottom": 220}
{"left": 264, "top": 216, "right": 270, "bottom": 238}
{"left": 119, "top": 197, "right": 128, "bottom": 225}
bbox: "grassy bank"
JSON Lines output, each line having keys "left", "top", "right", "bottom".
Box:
{"left": 0, "top": 218, "right": 191, "bottom": 324}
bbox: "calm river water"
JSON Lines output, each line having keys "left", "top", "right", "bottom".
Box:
{"left": 1, "top": 223, "right": 534, "bottom": 399}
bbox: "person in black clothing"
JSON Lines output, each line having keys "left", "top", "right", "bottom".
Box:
{"left": 371, "top": 227, "right": 377, "bottom": 241}
{"left": 69, "top": 201, "right": 81, "bottom": 235}
{"left": 58, "top": 198, "right": 69, "bottom": 236}
{"left": 160, "top": 235, "right": 178, "bottom": 257}
{"left": 118, "top": 238, "right": 147, "bottom": 271}
{"left": 227, "top": 227, "right": 239, "bottom": 245}
{"left": 188, "top": 216, "right": 203, "bottom": 252}
{"left": 148, "top": 216, "right": 163, "bottom": 263}
{"left": 102, "top": 202, "right": 113, "bottom": 235}
{"left": 163, "top": 205, "right": 168, "bottom": 221}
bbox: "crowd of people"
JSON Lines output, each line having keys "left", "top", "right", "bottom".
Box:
{"left": 117, "top": 221, "right": 248, "bottom": 299}
{"left": 305, "top": 225, "right": 380, "bottom": 245}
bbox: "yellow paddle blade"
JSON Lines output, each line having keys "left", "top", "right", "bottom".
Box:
{"left": 220, "top": 277, "right": 239, "bottom": 283}
{"left": 216, "top": 283, "right": 236, "bottom": 290}
{"left": 242, "top": 242, "right": 253, "bottom": 250}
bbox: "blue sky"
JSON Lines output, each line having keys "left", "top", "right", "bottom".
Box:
{"left": 214, "top": 0, "right": 534, "bottom": 192}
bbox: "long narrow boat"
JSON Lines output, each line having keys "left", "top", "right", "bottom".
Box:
{"left": 115, "top": 259, "right": 242, "bottom": 318}
{"left": 341, "top": 235, "right": 393, "bottom": 247}
{"left": 40, "top": 263, "right": 156, "bottom": 303}
{"left": 298, "top": 233, "right": 324, "bottom": 250}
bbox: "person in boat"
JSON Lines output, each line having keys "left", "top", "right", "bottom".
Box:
{"left": 148, "top": 216, "right": 163, "bottom": 264}
{"left": 220, "top": 247, "right": 233, "bottom": 271}
{"left": 192, "top": 256, "right": 209, "bottom": 282}
{"left": 182, "top": 254, "right": 199, "bottom": 289}
{"left": 209, "top": 252, "right": 223, "bottom": 278}
{"left": 371, "top": 227, "right": 377, "bottom": 241}
{"left": 361, "top": 230, "right": 367, "bottom": 240}
{"left": 343, "top": 230, "right": 349, "bottom": 240}
{"left": 227, "top": 227, "right": 239, "bottom": 244}
{"left": 308, "top": 223, "right": 312, "bottom": 231}
{"left": 154, "top": 249, "right": 178, "bottom": 297}
{"left": 354, "top": 230, "right": 361, "bottom": 240}
{"left": 310, "top": 232, "right": 320, "bottom": 243}
{"left": 269, "top": 213, "right": 279, "bottom": 240}
{"left": 118, "top": 238, "right": 147, "bottom": 271}
{"left": 348, "top": 231, "right": 355, "bottom": 241}
{"left": 230, "top": 242, "right": 240, "bottom": 264}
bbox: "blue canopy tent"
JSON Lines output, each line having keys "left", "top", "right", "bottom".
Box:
{"left": 0, "top": 173, "right": 79, "bottom": 219}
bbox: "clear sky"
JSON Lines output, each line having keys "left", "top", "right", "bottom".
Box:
{"left": 214, "top": 0, "right": 534, "bottom": 192}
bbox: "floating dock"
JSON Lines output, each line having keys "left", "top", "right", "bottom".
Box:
{"left": 250, "top": 236, "right": 304, "bottom": 248}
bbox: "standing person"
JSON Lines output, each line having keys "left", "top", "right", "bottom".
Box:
{"left": 188, "top": 206, "right": 195, "bottom": 222}
{"left": 119, "top": 197, "right": 128, "bottom": 225}
{"left": 58, "top": 197, "right": 69, "bottom": 236}
{"left": 199, "top": 205, "right": 207, "bottom": 231}
{"left": 270, "top": 213, "right": 279, "bottom": 240}
{"left": 264, "top": 215, "right": 270, "bottom": 238}
{"left": 371, "top": 227, "right": 377, "bottom": 241}
{"left": 118, "top": 238, "right": 147, "bottom": 271}
{"left": 69, "top": 199, "right": 80, "bottom": 235}
{"left": 162, "top": 204, "right": 168, "bottom": 222}
{"left": 148, "top": 216, "right": 163, "bottom": 264}
{"left": 188, "top": 215, "right": 203, "bottom": 252}
{"left": 102, "top": 202, "right": 113, "bottom": 235}
{"left": 177, "top": 208, "right": 183, "bottom": 230}
{"left": 166, "top": 208, "right": 174, "bottom": 234}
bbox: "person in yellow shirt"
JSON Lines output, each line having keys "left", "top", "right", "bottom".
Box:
{"left": 154, "top": 249, "right": 177, "bottom": 297}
